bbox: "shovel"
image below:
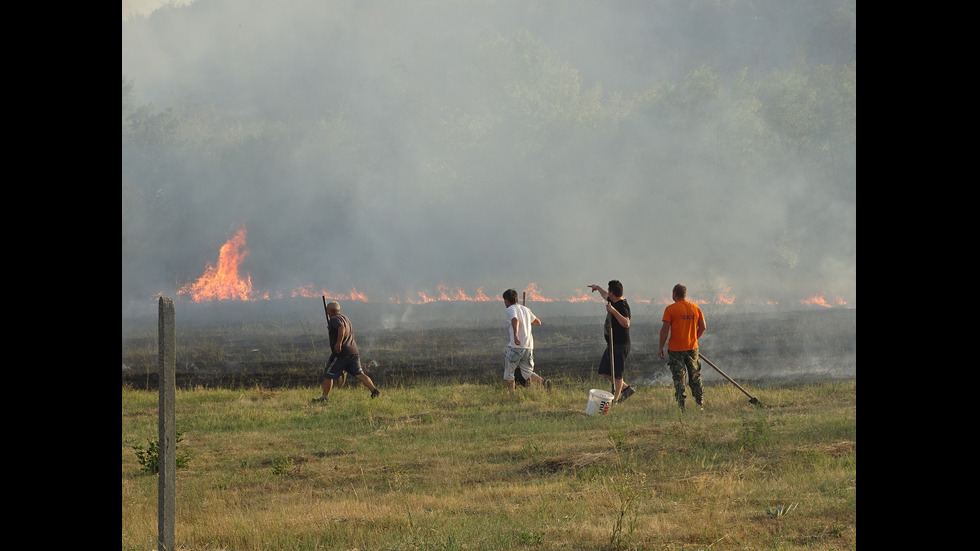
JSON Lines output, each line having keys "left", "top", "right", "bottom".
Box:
{"left": 699, "top": 353, "right": 763, "bottom": 407}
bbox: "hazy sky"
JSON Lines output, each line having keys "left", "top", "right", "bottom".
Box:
{"left": 122, "top": 0, "right": 855, "bottom": 310}
{"left": 122, "top": 0, "right": 193, "bottom": 20}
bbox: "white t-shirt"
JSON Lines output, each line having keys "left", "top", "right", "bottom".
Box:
{"left": 506, "top": 304, "right": 536, "bottom": 349}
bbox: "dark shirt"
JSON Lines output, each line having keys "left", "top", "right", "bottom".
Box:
{"left": 328, "top": 313, "right": 359, "bottom": 355}
{"left": 604, "top": 299, "right": 631, "bottom": 346}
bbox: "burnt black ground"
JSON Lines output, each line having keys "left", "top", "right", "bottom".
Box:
{"left": 122, "top": 302, "right": 855, "bottom": 391}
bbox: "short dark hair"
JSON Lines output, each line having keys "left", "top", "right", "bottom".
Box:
{"left": 608, "top": 280, "right": 624, "bottom": 297}
{"left": 672, "top": 284, "right": 687, "bottom": 299}
{"left": 502, "top": 289, "right": 519, "bottom": 304}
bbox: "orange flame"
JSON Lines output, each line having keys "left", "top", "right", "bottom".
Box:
{"left": 387, "top": 283, "right": 615, "bottom": 305}
{"left": 171, "top": 227, "right": 850, "bottom": 308}
{"left": 801, "top": 295, "right": 832, "bottom": 308}
{"left": 290, "top": 285, "right": 369, "bottom": 302}
{"left": 176, "top": 225, "right": 370, "bottom": 303}
{"left": 523, "top": 282, "right": 553, "bottom": 302}
{"left": 400, "top": 285, "right": 495, "bottom": 304}
{"left": 715, "top": 287, "right": 736, "bottom": 305}
{"left": 177, "top": 225, "right": 254, "bottom": 301}
{"left": 567, "top": 289, "right": 602, "bottom": 303}
{"left": 801, "top": 295, "right": 847, "bottom": 308}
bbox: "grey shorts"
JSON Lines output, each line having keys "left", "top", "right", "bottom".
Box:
{"left": 503, "top": 347, "right": 535, "bottom": 381}
{"left": 323, "top": 353, "right": 364, "bottom": 380}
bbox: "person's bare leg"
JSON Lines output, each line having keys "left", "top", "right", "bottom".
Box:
{"left": 320, "top": 377, "right": 334, "bottom": 398}
{"left": 355, "top": 373, "right": 378, "bottom": 393}
{"left": 613, "top": 378, "right": 625, "bottom": 400}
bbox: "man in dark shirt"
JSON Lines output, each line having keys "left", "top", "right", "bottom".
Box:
{"left": 588, "top": 280, "right": 636, "bottom": 403}
{"left": 312, "top": 301, "right": 380, "bottom": 403}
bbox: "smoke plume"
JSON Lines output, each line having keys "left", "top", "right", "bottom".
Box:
{"left": 122, "top": 0, "right": 856, "bottom": 313}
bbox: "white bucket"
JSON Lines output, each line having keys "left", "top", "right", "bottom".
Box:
{"left": 585, "top": 388, "right": 614, "bottom": 416}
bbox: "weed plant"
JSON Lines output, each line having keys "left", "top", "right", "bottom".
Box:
{"left": 122, "top": 378, "right": 855, "bottom": 550}
{"left": 131, "top": 432, "right": 191, "bottom": 474}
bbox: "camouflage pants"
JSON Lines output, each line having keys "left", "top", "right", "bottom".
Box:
{"left": 668, "top": 349, "right": 703, "bottom": 405}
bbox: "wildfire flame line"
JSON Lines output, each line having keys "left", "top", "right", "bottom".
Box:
{"left": 800, "top": 295, "right": 847, "bottom": 308}
{"left": 383, "top": 282, "right": 607, "bottom": 305}
{"left": 170, "top": 225, "right": 851, "bottom": 307}
{"left": 175, "top": 225, "right": 370, "bottom": 303}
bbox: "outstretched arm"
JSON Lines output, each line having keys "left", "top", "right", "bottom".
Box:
{"left": 588, "top": 284, "right": 609, "bottom": 301}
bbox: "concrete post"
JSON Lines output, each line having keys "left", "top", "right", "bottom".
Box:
{"left": 158, "top": 297, "right": 176, "bottom": 551}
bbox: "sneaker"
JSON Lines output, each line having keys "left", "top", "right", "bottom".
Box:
{"left": 544, "top": 379, "right": 553, "bottom": 392}
{"left": 696, "top": 399, "right": 704, "bottom": 411}
{"left": 311, "top": 396, "right": 328, "bottom": 404}
{"left": 371, "top": 389, "right": 381, "bottom": 399}
{"left": 617, "top": 386, "right": 635, "bottom": 403}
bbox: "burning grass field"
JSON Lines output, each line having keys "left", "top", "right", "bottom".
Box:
{"left": 122, "top": 302, "right": 854, "bottom": 550}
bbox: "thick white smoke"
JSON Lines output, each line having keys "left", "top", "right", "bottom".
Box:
{"left": 122, "top": 0, "right": 856, "bottom": 313}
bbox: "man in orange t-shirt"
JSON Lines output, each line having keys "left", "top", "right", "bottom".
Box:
{"left": 658, "top": 284, "right": 706, "bottom": 411}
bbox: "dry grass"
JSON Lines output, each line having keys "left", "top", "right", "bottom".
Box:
{"left": 122, "top": 378, "right": 855, "bottom": 550}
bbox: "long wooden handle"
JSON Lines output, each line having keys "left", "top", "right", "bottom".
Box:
{"left": 609, "top": 303, "right": 615, "bottom": 393}
{"left": 699, "top": 353, "right": 757, "bottom": 401}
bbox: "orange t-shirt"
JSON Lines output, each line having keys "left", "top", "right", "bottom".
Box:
{"left": 662, "top": 300, "right": 704, "bottom": 351}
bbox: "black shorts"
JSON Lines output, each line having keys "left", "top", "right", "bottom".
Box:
{"left": 323, "top": 353, "right": 364, "bottom": 379}
{"left": 597, "top": 344, "right": 630, "bottom": 379}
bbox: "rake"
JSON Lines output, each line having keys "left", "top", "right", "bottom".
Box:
{"left": 699, "top": 353, "right": 763, "bottom": 407}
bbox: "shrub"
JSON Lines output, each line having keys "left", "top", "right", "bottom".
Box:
{"left": 132, "top": 432, "right": 190, "bottom": 474}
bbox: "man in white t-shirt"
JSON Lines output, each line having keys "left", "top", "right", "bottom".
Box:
{"left": 502, "top": 288, "right": 551, "bottom": 392}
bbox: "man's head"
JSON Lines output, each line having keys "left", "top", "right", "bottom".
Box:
{"left": 326, "top": 301, "right": 341, "bottom": 315}
{"left": 672, "top": 284, "right": 687, "bottom": 301}
{"left": 502, "top": 289, "right": 519, "bottom": 306}
{"left": 608, "top": 280, "right": 624, "bottom": 299}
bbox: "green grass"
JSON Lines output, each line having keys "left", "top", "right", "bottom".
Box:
{"left": 122, "top": 377, "right": 855, "bottom": 550}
